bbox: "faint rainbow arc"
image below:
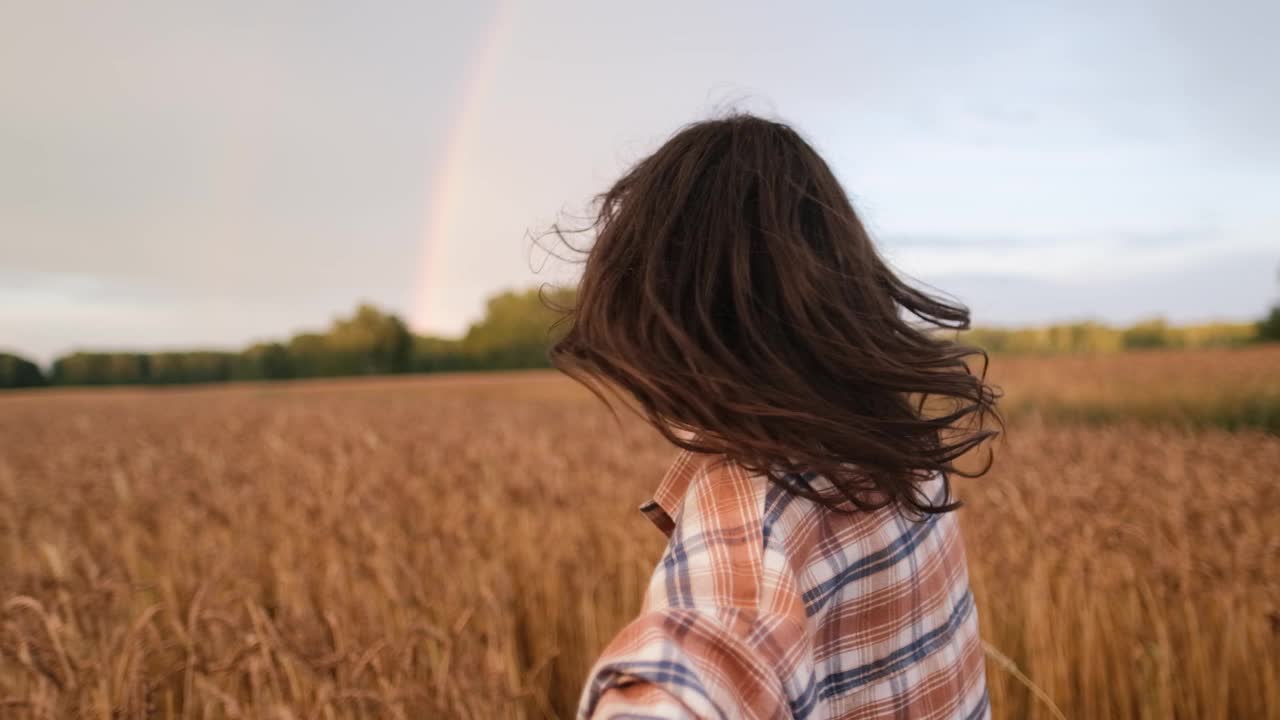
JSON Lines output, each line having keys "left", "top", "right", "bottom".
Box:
{"left": 412, "top": 0, "right": 517, "bottom": 333}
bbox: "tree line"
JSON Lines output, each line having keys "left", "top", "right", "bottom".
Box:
{"left": 0, "top": 288, "right": 571, "bottom": 390}
{"left": 2, "top": 286, "right": 1279, "bottom": 390}
{"left": 961, "top": 318, "right": 1267, "bottom": 355}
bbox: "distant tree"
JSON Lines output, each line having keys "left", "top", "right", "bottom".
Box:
{"left": 0, "top": 353, "right": 46, "bottom": 388}
{"left": 1260, "top": 266, "right": 1280, "bottom": 343}
{"left": 1066, "top": 322, "right": 1124, "bottom": 353}
{"left": 411, "top": 335, "right": 473, "bottom": 372}
{"left": 1260, "top": 306, "right": 1280, "bottom": 342}
{"left": 286, "top": 332, "right": 332, "bottom": 378}
{"left": 1176, "top": 322, "right": 1256, "bottom": 348}
{"left": 1122, "top": 319, "right": 1173, "bottom": 350}
{"left": 326, "top": 304, "right": 412, "bottom": 375}
{"left": 106, "top": 353, "right": 149, "bottom": 384}
{"left": 147, "top": 352, "right": 234, "bottom": 384}
{"left": 460, "top": 287, "right": 572, "bottom": 369}
{"left": 233, "top": 342, "right": 294, "bottom": 380}
{"left": 52, "top": 352, "right": 120, "bottom": 385}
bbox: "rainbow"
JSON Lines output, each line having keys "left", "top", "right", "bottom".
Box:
{"left": 412, "top": 0, "right": 518, "bottom": 334}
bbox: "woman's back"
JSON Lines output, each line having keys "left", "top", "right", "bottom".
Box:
{"left": 551, "top": 113, "right": 1000, "bottom": 718}
{"left": 579, "top": 450, "right": 988, "bottom": 720}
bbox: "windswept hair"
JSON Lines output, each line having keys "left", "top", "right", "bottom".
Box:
{"left": 549, "top": 114, "right": 1000, "bottom": 515}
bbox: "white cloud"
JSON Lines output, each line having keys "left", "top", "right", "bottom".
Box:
{"left": 883, "top": 225, "right": 1279, "bottom": 283}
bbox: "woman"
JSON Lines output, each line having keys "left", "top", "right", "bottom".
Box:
{"left": 551, "top": 114, "right": 999, "bottom": 720}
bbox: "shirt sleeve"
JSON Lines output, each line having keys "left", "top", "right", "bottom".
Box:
{"left": 578, "top": 463, "right": 809, "bottom": 720}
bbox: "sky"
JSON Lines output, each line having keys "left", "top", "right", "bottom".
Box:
{"left": 2, "top": 0, "right": 1278, "bottom": 363}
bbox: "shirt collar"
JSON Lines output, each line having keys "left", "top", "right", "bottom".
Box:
{"left": 638, "top": 448, "right": 704, "bottom": 537}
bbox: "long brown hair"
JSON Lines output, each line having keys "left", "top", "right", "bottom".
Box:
{"left": 549, "top": 114, "right": 1000, "bottom": 515}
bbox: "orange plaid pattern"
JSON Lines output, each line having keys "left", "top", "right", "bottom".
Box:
{"left": 579, "top": 450, "right": 988, "bottom": 719}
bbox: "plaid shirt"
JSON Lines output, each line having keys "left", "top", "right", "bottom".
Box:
{"left": 579, "top": 450, "right": 989, "bottom": 720}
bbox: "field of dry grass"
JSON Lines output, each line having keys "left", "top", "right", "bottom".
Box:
{"left": 994, "top": 347, "right": 1280, "bottom": 433}
{"left": 2, "top": 347, "right": 1278, "bottom": 719}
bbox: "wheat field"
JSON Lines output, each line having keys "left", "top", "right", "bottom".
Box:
{"left": 2, "top": 348, "right": 1278, "bottom": 719}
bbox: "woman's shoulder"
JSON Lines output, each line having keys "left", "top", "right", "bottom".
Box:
{"left": 665, "top": 449, "right": 955, "bottom": 542}
{"left": 669, "top": 451, "right": 773, "bottom": 526}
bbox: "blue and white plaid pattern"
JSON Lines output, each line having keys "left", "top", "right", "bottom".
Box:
{"left": 580, "top": 450, "right": 989, "bottom": 719}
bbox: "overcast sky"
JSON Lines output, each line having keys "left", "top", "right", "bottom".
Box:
{"left": 2, "top": 1, "right": 1278, "bottom": 363}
